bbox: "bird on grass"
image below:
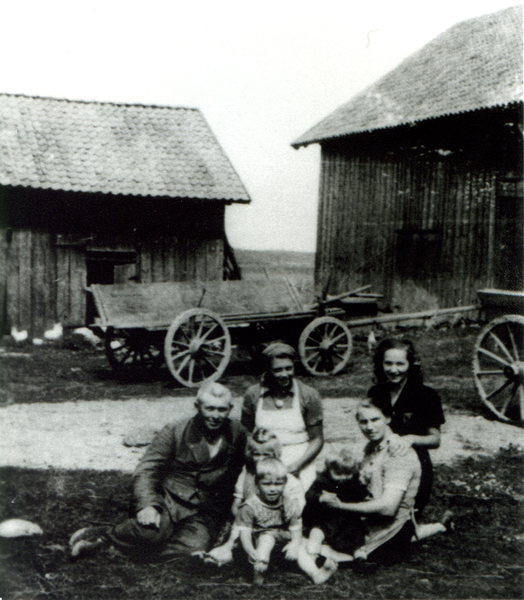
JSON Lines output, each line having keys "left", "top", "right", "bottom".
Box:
{"left": 10, "top": 326, "right": 28, "bottom": 343}
{"left": 44, "top": 323, "right": 63, "bottom": 340}
{"left": 73, "top": 327, "right": 101, "bottom": 346}
{"left": 367, "top": 330, "right": 377, "bottom": 354}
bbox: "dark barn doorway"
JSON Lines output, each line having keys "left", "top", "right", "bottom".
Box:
{"left": 86, "top": 251, "right": 137, "bottom": 323}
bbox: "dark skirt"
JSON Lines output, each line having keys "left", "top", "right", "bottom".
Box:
{"left": 414, "top": 448, "right": 433, "bottom": 513}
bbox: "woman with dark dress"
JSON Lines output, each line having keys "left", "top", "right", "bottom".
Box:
{"left": 368, "top": 338, "right": 445, "bottom": 512}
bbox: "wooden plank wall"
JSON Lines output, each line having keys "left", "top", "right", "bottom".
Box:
{"left": 55, "top": 240, "right": 87, "bottom": 328}
{"left": 316, "top": 148, "right": 498, "bottom": 308}
{"left": 138, "top": 237, "right": 224, "bottom": 283}
{"left": 1, "top": 229, "right": 225, "bottom": 336}
{"left": 4, "top": 229, "right": 86, "bottom": 336}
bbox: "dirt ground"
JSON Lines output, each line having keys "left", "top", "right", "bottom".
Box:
{"left": 1, "top": 324, "right": 523, "bottom": 600}
{"left": 1, "top": 394, "right": 523, "bottom": 473}
{"left": 0, "top": 323, "right": 522, "bottom": 473}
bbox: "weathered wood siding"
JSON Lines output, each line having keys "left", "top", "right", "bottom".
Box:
{"left": 315, "top": 149, "right": 500, "bottom": 308}
{"left": 0, "top": 188, "right": 228, "bottom": 336}
{"left": 136, "top": 236, "right": 224, "bottom": 284}
{"left": 314, "top": 108, "right": 522, "bottom": 309}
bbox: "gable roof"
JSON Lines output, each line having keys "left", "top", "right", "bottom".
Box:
{"left": 0, "top": 94, "right": 250, "bottom": 202}
{"left": 293, "top": 5, "right": 523, "bottom": 148}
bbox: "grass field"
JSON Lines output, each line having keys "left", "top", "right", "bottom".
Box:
{"left": 1, "top": 447, "right": 522, "bottom": 600}
{"left": 1, "top": 251, "right": 523, "bottom": 599}
{"left": 1, "top": 324, "right": 523, "bottom": 599}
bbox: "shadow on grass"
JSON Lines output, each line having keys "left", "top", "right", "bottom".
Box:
{"left": 1, "top": 448, "right": 523, "bottom": 600}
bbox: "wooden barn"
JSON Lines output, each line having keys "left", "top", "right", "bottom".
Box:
{"left": 293, "top": 6, "right": 523, "bottom": 311}
{"left": 0, "top": 94, "right": 250, "bottom": 337}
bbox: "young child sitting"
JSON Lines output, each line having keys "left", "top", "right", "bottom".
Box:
{"left": 197, "top": 428, "right": 304, "bottom": 567}
{"left": 236, "top": 457, "right": 304, "bottom": 585}
{"left": 300, "top": 448, "right": 369, "bottom": 578}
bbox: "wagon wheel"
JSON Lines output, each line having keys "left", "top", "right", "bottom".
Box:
{"left": 105, "top": 327, "right": 163, "bottom": 372}
{"left": 298, "top": 316, "right": 352, "bottom": 376}
{"left": 164, "top": 308, "right": 232, "bottom": 388}
{"left": 473, "top": 315, "right": 524, "bottom": 425}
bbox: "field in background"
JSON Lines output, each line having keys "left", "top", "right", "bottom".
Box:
{"left": 235, "top": 249, "right": 315, "bottom": 276}
{"left": 235, "top": 249, "right": 316, "bottom": 300}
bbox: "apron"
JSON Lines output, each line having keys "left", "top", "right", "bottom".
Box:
{"left": 255, "top": 380, "right": 316, "bottom": 491}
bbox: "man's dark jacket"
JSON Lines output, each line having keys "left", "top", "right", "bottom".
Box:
{"left": 133, "top": 415, "right": 247, "bottom": 522}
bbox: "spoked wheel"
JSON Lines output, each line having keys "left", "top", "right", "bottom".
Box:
{"left": 473, "top": 315, "right": 524, "bottom": 425}
{"left": 298, "top": 316, "right": 352, "bottom": 376}
{"left": 164, "top": 308, "right": 232, "bottom": 388}
{"left": 105, "top": 327, "right": 163, "bottom": 373}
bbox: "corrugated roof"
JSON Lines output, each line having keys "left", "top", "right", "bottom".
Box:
{"left": 293, "top": 5, "right": 523, "bottom": 147}
{"left": 0, "top": 94, "right": 250, "bottom": 202}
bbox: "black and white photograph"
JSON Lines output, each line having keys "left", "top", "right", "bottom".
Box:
{"left": 0, "top": 1, "right": 522, "bottom": 598}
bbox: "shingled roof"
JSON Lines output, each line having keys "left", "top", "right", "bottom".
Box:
{"left": 293, "top": 5, "right": 523, "bottom": 148}
{"left": 0, "top": 94, "right": 250, "bottom": 202}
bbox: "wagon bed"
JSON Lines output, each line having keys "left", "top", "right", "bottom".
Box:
{"left": 88, "top": 278, "right": 376, "bottom": 388}
{"left": 90, "top": 278, "right": 314, "bottom": 329}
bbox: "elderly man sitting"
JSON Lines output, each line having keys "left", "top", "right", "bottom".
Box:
{"left": 70, "top": 382, "right": 247, "bottom": 559}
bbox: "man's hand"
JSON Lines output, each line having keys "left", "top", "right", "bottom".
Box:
{"left": 388, "top": 434, "right": 413, "bottom": 457}
{"left": 136, "top": 506, "right": 161, "bottom": 529}
{"left": 319, "top": 491, "right": 341, "bottom": 509}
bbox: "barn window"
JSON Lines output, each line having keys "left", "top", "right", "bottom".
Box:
{"left": 86, "top": 251, "right": 138, "bottom": 285}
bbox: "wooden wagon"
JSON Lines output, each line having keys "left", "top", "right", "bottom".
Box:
{"left": 473, "top": 289, "right": 524, "bottom": 425}
{"left": 89, "top": 279, "right": 524, "bottom": 425}
{"left": 88, "top": 278, "right": 378, "bottom": 388}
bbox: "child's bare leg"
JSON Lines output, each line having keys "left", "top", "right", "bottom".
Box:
{"left": 298, "top": 544, "right": 337, "bottom": 584}
{"left": 253, "top": 533, "right": 275, "bottom": 585}
{"left": 307, "top": 527, "right": 325, "bottom": 556}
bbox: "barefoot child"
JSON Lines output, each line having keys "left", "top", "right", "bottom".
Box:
{"left": 237, "top": 458, "right": 303, "bottom": 584}
{"left": 198, "top": 428, "right": 304, "bottom": 566}
{"left": 299, "top": 448, "right": 368, "bottom": 580}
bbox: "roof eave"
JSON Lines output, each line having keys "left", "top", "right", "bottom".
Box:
{"left": 0, "top": 181, "right": 251, "bottom": 203}
{"left": 291, "top": 100, "right": 523, "bottom": 148}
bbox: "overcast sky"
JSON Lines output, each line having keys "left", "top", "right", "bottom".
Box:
{"left": 1, "top": 0, "right": 518, "bottom": 252}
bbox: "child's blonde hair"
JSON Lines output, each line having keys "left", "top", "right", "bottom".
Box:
{"left": 324, "top": 447, "right": 360, "bottom": 478}
{"left": 245, "top": 428, "right": 282, "bottom": 467}
{"left": 255, "top": 457, "right": 288, "bottom": 483}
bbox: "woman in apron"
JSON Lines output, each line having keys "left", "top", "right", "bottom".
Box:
{"left": 241, "top": 343, "right": 324, "bottom": 491}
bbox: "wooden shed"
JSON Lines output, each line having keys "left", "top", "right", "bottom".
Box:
{"left": 0, "top": 94, "right": 250, "bottom": 336}
{"left": 293, "top": 6, "right": 523, "bottom": 311}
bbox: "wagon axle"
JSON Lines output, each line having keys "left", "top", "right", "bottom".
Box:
{"left": 503, "top": 362, "right": 524, "bottom": 382}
